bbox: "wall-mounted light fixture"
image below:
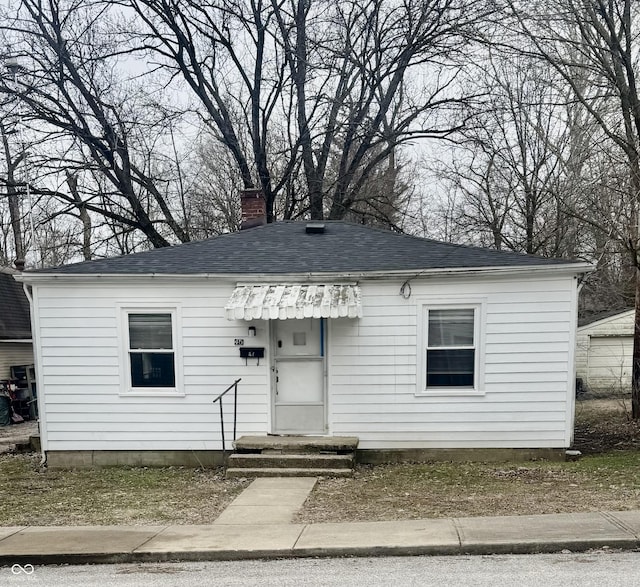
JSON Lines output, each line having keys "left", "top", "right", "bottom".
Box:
{"left": 248, "top": 326, "right": 257, "bottom": 337}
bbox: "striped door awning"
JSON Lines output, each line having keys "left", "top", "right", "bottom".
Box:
{"left": 224, "top": 284, "right": 362, "bottom": 320}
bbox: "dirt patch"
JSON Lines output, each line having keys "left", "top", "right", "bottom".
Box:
{"left": 0, "top": 421, "right": 38, "bottom": 441}
{"left": 573, "top": 395, "right": 640, "bottom": 453}
{"left": 295, "top": 395, "right": 640, "bottom": 524}
{"left": 0, "top": 421, "right": 38, "bottom": 452}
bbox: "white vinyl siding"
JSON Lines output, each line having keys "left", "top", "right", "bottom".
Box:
{"left": 0, "top": 343, "right": 34, "bottom": 380}
{"left": 34, "top": 281, "right": 270, "bottom": 451}
{"left": 328, "top": 274, "right": 577, "bottom": 449}
{"left": 586, "top": 337, "right": 632, "bottom": 391}
{"left": 32, "top": 269, "right": 579, "bottom": 453}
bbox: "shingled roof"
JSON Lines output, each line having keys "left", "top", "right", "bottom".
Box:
{"left": 28, "top": 221, "right": 587, "bottom": 276}
{"left": 0, "top": 268, "right": 31, "bottom": 339}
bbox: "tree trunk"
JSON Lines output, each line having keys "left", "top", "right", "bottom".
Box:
{"left": 633, "top": 266, "right": 640, "bottom": 418}
{"left": 630, "top": 152, "right": 640, "bottom": 417}
{"left": 1, "top": 125, "right": 25, "bottom": 263}
{"left": 66, "top": 171, "right": 92, "bottom": 260}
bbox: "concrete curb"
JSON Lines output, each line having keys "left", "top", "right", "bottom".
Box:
{"left": 1, "top": 538, "right": 639, "bottom": 566}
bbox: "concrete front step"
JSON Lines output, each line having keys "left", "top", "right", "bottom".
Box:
{"left": 227, "top": 453, "right": 354, "bottom": 469}
{"left": 225, "top": 467, "right": 353, "bottom": 479}
{"left": 234, "top": 435, "right": 359, "bottom": 454}
{"left": 228, "top": 436, "right": 359, "bottom": 478}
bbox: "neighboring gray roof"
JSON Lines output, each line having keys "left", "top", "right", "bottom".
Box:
{"left": 0, "top": 269, "right": 31, "bottom": 339}
{"left": 28, "top": 221, "right": 586, "bottom": 276}
{"left": 578, "top": 307, "right": 634, "bottom": 328}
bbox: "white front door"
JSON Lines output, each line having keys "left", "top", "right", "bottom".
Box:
{"left": 273, "top": 318, "right": 326, "bottom": 434}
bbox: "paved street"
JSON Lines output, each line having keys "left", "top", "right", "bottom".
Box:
{"left": 3, "top": 552, "right": 640, "bottom": 587}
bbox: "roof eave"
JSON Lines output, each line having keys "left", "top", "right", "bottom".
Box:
{"left": 577, "top": 308, "right": 635, "bottom": 331}
{"left": 15, "top": 262, "right": 595, "bottom": 283}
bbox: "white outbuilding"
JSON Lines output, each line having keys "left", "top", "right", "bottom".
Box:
{"left": 576, "top": 309, "right": 634, "bottom": 393}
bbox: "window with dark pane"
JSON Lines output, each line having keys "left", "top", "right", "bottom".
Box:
{"left": 128, "top": 313, "right": 175, "bottom": 388}
{"left": 426, "top": 308, "right": 475, "bottom": 388}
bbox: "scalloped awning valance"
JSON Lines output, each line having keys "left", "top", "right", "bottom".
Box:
{"left": 224, "top": 283, "right": 362, "bottom": 321}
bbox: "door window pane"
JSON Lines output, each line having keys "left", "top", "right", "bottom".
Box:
{"left": 293, "top": 332, "right": 307, "bottom": 346}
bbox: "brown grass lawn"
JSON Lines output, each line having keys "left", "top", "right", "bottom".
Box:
{"left": 0, "top": 456, "right": 249, "bottom": 526}
{"left": 295, "top": 395, "right": 640, "bottom": 524}
{"left": 2, "top": 395, "right": 640, "bottom": 526}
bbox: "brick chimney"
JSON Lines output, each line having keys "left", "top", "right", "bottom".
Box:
{"left": 240, "top": 188, "right": 267, "bottom": 230}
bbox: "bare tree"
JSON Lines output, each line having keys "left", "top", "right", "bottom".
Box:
{"left": 0, "top": 0, "right": 193, "bottom": 251}
{"left": 435, "top": 52, "right": 583, "bottom": 256}
{"left": 506, "top": 0, "right": 640, "bottom": 416}
{"left": 186, "top": 136, "right": 244, "bottom": 238}
{"left": 127, "top": 0, "right": 491, "bottom": 223}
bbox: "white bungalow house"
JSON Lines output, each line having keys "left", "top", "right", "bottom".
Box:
{"left": 16, "top": 194, "right": 592, "bottom": 467}
{"left": 576, "top": 309, "right": 634, "bottom": 393}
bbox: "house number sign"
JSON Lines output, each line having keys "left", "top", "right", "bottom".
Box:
{"left": 234, "top": 338, "right": 245, "bottom": 346}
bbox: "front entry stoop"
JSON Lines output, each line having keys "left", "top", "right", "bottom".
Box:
{"left": 225, "top": 436, "right": 359, "bottom": 478}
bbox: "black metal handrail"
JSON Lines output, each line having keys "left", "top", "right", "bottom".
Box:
{"left": 213, "top": 378, "right": 241, "bottom": 459}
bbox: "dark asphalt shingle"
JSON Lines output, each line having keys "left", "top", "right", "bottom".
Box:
{"left": 578, "top": 307, "right": 634, "bottom": 328}
{"left": 0, "top": 270, "right": 31, "bottom": 339}
{"left": 29, "top": 221, "right": 585, "bottom": 276}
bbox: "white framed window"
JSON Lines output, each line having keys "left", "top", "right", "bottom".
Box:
{"left": 118, "top": 305, "right": 183, "bottom": 395}
{"left": 418, "top": 300, "right": 485, "bottom": 395}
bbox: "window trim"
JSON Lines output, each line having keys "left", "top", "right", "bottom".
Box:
{"left": 117, "top": 303, "right": 184, "bottom": 397}
{"left": 417, "top": 298, "right": 486, "bottom": 397}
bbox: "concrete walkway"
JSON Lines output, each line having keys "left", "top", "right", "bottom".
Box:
{"left": 3, "top": 478, "right": 640, "bottom": 565}
{"left": 214, "top": 477, "right": 317, "bottom": 525}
